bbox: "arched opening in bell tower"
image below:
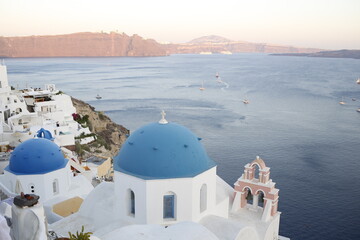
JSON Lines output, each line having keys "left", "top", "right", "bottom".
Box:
{"left": 253, "top": 163, "right": 260, "bottom": 180}
{"left": 256, "top": 190, "right": 265, "bottom": 208}
{"left": 244, "top": 187, "right": 253, "bottom": 205}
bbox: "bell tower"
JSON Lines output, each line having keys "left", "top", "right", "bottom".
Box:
{"left": 232, "top": 156, "right": 279, "bottom": 222}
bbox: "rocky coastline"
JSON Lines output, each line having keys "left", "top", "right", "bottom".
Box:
{"left": 71, "top": 97, "right": 129, "bottom": 159}
{"left": 271, "top": 49, "right": 360, "bottom": 59}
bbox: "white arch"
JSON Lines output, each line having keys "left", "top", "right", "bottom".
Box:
{"left": 250, "top": 157, "right": 266, "bottom": 170}
{"left": 234, "top": 226, "right": 259, "bottom": 240}
{"left": 255, "top": 189, "right": 266, "bottom": 198}
{"left": 242, "top": 186, "right": 254, "bottom": 194}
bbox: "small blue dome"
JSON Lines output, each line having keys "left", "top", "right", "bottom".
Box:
{"left": 114, "top": 122, "right": 216, "bottom": 179}
{"left": 6, "top": 138, "right": 68, "bottom": 175}
{"left": 37, "top": 128, "right": 54, "bottom": 141}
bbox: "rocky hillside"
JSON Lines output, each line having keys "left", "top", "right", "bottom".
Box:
{"left": 0, "top": 32, "right": 326, "bottom": 57}
{"left": 71, "top": 97, "right": 129, "bottom": 158}
{"left": 0, "top": 32, "right": 167, "bottom": 57}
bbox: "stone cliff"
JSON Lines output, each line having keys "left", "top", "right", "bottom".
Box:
{"left": 0, "top": 33, "right": 326, "bottom": 57}
{"left": 71, "top": 97, "right": 129, "bottom": 158}
{"left": 0, "top": 32, "right": 167, "bottom": 57}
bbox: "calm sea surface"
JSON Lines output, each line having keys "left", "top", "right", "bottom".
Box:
{"left": 5, "top": 54, "right": 360, "bottom": 239}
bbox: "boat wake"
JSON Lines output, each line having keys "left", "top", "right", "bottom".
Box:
{"left": 215, "top": 73, "right": 230, "bottom": 91}
{"left": 220, "top": 81, "right": 230, "bottom": 92}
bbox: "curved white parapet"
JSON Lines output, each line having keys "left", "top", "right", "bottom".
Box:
{"left": 234, "top": 227, "right": 259, "bottom": 240}
{"left": 0, "top": 214, "right": 11, "bottom": 240}
{"left": 10, "top": 203, "right": 47, "bottom": 240}
{"left": 101, "top": 222, "right": 219, "bottom": 240}
{"left": 90, "top": 236, "right": 101, "bottom": 240}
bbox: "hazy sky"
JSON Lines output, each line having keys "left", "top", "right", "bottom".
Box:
{"left": 1, "top": 0, "right": 359, "bottom": 49}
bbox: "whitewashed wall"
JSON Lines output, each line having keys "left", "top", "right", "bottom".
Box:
{"left": 2, "top": 162, "right": 72, "bottom": 202}
{"left": 114, "top": 167, "right": 228, "bottom": 225}
{"left": 52, "top": 94, "right": 76, "bottom": 117}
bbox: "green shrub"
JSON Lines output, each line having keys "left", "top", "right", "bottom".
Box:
{"left": 75, "top": 132, "right": 96, "bottom": 140}
{"left": 82, "top": 144, "right": 90, "bottom": 152}
{"left": 75, "top": 142, "right": 84, "bottom": 157}
{"left": 74, "top": 114, "right": 90, "bottom": 128}
{"left": 98, "top": 111, "right": 106, "bottom": 121}
{"left": 68, "top": 226, "right": 93, "bottom": 240}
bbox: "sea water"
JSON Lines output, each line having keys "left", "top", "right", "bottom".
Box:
{"left": 5, "top": 54, "right": 360, "bottom": 239}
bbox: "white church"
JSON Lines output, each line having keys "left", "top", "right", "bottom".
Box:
{"left": 0, "top": 112, "right": 289, "bottom": 240}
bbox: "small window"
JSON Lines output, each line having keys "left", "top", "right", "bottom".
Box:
{"left": 130, "top": 190, "right": 135, "bottom": 215}
{"left": 200, "top": 184, "right": 207, "bottom": 212}
{"left": 29, "top": 184, "right": 35, "bottom": 193}
{"left": 53, "top": 179, "right": 59, "bottom": 195}
{"left": 163, "top": 194, "right": 175, "bottom": 219}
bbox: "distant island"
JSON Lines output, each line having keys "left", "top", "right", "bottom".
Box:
{"left": 271, "top": 49, "right": 360, "bottom": 60}
{"left": 0, "top": 32, "right": 330, "bottom": 58}
{"left": 163, "top": 35, "right": 323, "bottom": 55}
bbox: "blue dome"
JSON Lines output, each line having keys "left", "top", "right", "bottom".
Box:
{"left": 6, "top": 138, "right": 68, "bottom": 175}
{"left": 114, "top": 122, "right": 216, "bottom": 179}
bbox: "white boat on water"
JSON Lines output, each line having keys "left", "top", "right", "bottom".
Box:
{"left": 215, "top": 72, "right": 222, "bottom": 83}
{"left": 339, "top": 97, "right": 346, "bottom": 105}
{"left": 357, "top": 108, "right": 360, "bottom": 113}
{"left": 242, "top": 99, "right": 250, "bottom": 104}
{"left": 242, "top": 94, "right": 250, "bottom": 104}
{"left": 96, "top": 94, "right": 102, "bottom": 100}
{"left": 357, "top": 78, "right": 360, "bottom": 84}
{"left": 199, "top": 80, "right": 205, "bottom": 91}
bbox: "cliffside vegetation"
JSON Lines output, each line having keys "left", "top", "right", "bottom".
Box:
{"left": 71, "top": 97, "right": 129, "bottom": 159}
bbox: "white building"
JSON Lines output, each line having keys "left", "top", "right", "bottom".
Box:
{"left": 46, "top": 113, "right": 288, "bottom": 240}
{"left": 0, "top": 63, "right": 94, "bottom": 150}
{"left": 0, "top": 136, "right": 93, "bottom": 224}
{"left": 113, "top": 114, "right": 226, "bottom": 225}
{"left": 1, "top": 138, "right": 72, "bottom": 201}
